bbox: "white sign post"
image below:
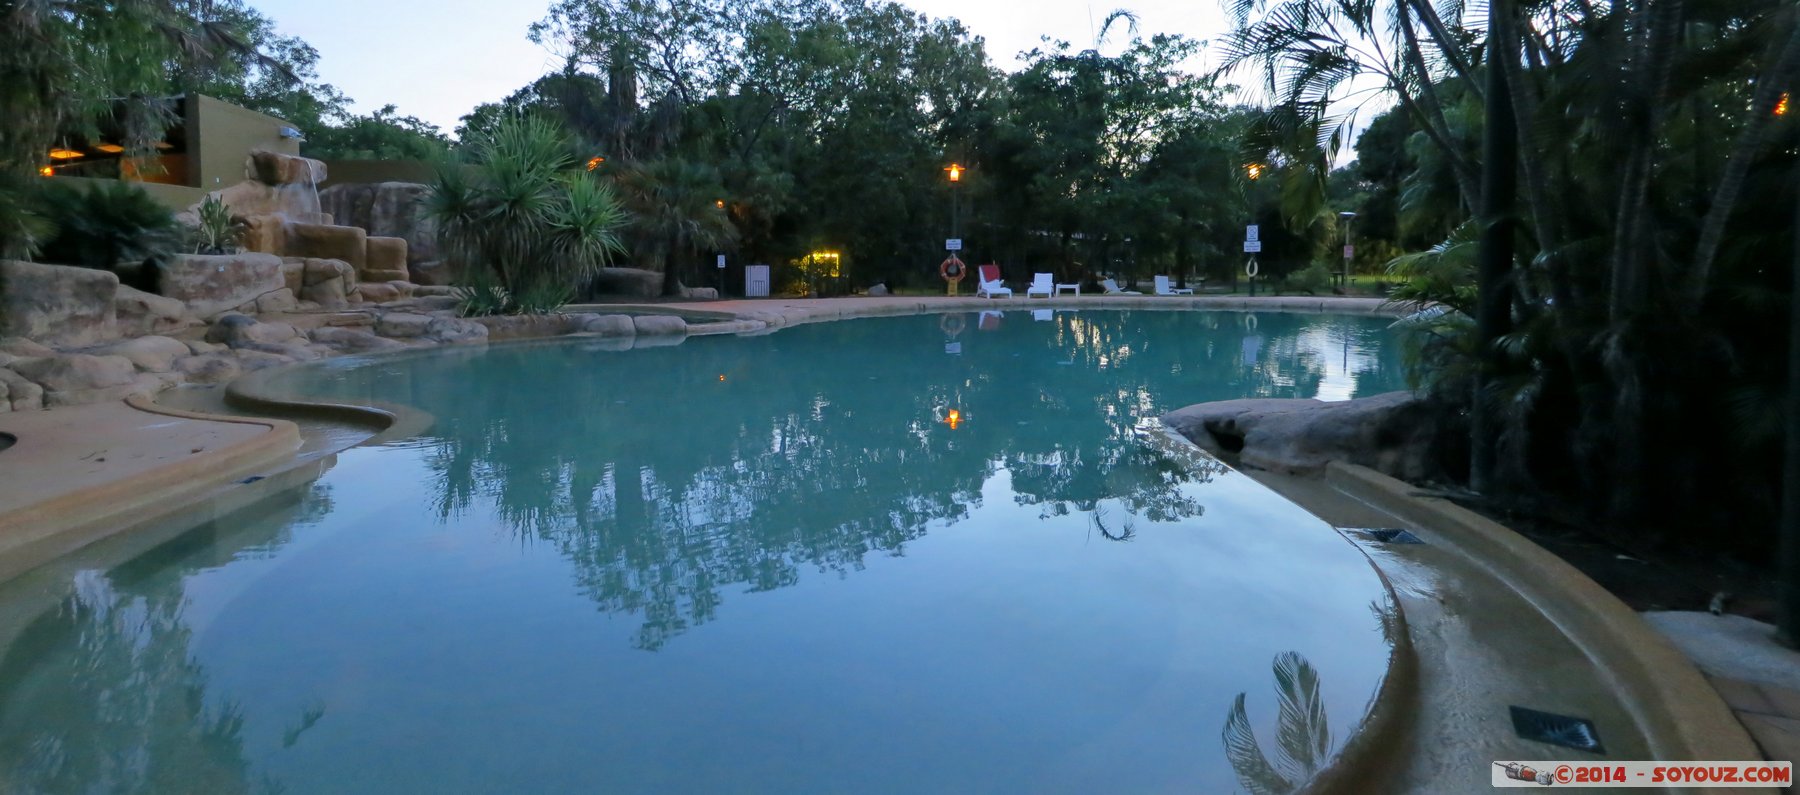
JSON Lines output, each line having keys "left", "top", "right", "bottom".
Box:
{"left": 946, "top": 239, "right": 963, "bottom": 251}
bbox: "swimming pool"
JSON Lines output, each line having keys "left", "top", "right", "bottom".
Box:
{"left": 0, "top": 309, "right": 1409, "bottom": 793}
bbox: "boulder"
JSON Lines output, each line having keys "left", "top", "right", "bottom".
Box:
{"left": 581, "top": 314, "right": 636, "bottom": 338}
{"left": 42, "top": 373, "right": 172, "bottom": 408}
{"left": 362, "top": 268, "right": 410, "bottom": 284}
{"left": 375, "top": 312, "right": 434, "bottom": 338}
{"left": 174, "top": 354, "right": 241, "bottom": 384}
{"left": 356, "top": 282, "right": 404, "bottom": 304}
{"left": 425, "top": 317, "right": 489, "bottom": 344}
{"left": 232, "top": 349, "right": 296, "bottom": 371}
{"left": 88, "top": 336, "right": 190, "bottom": 373}
{"left": 157, "top": 253, "right": 285, "bottom": 318}
{"left": 310, "top": 326, "right": 405, "bottom": 353}
{"left": 365, "top": 237, "right": 408, "bottom": 275}
{"left": 12, "top": 353, "right": 136, "bottom": 393}
{"left": 0, "top": 260, "right": 119, "bottom": 346}
{"left": 239, "top": 214, "right": 287, "bottom": 255}
{"left": 0, "top": 368, "right": 43, "bottom": 411}
{"left": 283, "top": 258, "right": 356, "bottom": 308}
{"left": 247, "top": 150, "right": 327, "bottom": 187}
{"left": 114, "top": 285, "right": 195, "bottom": 337}
{"left": 632, "top": 315, "right": 688, "bottom": 337}
{"left": 0, "top": 338, "right": 54, "bottom": 358}
{"left": 411, "top": 260, "right": 454, "bottom": 286}
{"left": 681, "top": 286, "right": 719, "bottom": 300}
{"left": 253, "top": 288, "right": 300, "bottom": 314}
{"left": 413, "top": 285, "right": 457, "bottom": 297}
{"left": 318, "top": 182, "right": 439, "bottom": 269}
{"left": 1160, "top": 391, "right": 1446, "bottom": 482}
{"left": 284, "top": 223, "right": 367, "bottom": 272}
{"left": 589, "top": 268, "right": 663, "bottom": 299}
{"left": 474, "top": 314, "right": 582, "bottom": 340}
{"left": 206, "top": 314, "right": 298, "bottom": 348}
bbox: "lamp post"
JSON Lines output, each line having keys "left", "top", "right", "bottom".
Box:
{"left": 1338, "top": 211, "right": 1357, "bottom": 292}
{"left": 944, "top": 163, "right": 964, "bottom": 241}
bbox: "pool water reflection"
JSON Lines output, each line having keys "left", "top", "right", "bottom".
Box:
{"left": 0, "top": 310, "right": 1407, "bottom": 794}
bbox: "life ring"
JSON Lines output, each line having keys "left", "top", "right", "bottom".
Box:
{"left": 940, "top": 255, "right": 966, "bottom": 281}
{"left": 940, "top": 313, "right": 966, "bottom": 336}
{"left": 1244, "top": 259, "right": 1260, "bottom": 279}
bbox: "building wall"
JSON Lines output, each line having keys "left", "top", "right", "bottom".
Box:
{"left": 317, "top": 159, "right": 438, "bottom": 189}
{"left": 188, "top": 95, "right": 300, "bottom": 192}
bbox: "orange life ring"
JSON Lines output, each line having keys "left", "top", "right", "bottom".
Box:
{"left": 940, "top": 255, "right": 966, "bottom": 281}
{"left": 940, "top": 314, "right": 966, "bottom": 336}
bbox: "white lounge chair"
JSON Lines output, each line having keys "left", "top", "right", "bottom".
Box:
{"left": 1027, "top": 273, "right": 1054, "bottom": 298}
{"left": 1154, "top": 275, "right": 1194, "bottom": 296}
{"left": 1100, "top": 278, "right": 1140, "bottom": 295}
{"left": 977, "top": 264, "right": 1012, "bottom": 299}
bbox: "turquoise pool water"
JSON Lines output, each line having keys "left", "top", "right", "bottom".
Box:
{"left": 0, "top": 310, "right": 1407, "bottom": 793}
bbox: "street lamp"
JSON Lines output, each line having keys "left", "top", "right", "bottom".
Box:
{"left": 944, "top": 162, "right": 965, "bottom": 247}
{"left": 1338, "top": 211, "right": 1357, "bottom": 291}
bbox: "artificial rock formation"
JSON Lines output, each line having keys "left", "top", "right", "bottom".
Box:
{"left": 157, "top": 254, "right": 286, "bottom": 318}
{"left": 0, "top": 261, "right": 119, "bottom": 346}
{"left": 319, "top": 182, "right": 443, "bottom": 282}
{"left": 589, "top": 268, "right": 663, "bottom": 299}
{"left": 1161, "top": 391, "right": 1448, "bottom": 482}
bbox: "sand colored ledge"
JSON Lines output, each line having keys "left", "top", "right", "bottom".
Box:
{"left": 0, "top": 395, "right": 301, "bottom": 583}
{"left": 1325, "top": 462, "right": 1762, "bottom": 770}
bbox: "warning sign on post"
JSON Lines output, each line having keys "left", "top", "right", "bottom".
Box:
{"left": 946, "top": 239, "right": 963, "bottom": 251}
{"left": 1246, "top": 225, "right": 1260, "bottom": 242}
{"left": 1244, "top": 241, "right": 1262, "bottom": 253}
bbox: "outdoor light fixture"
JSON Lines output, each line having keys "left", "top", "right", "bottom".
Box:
{"left": 945, "top": 409, "right": 962, "bottom": 430}
{"left": 587, "top": 156, "right": 606, "bottom": 171}
{"left": 38, "top": 166, "right": 53, "bottom": 177}
{"left": 945, "top": 163, "right": 963, "bottom": 182}
{"left": 1778, "top": 93, "right": 1791, "bottom": 117}
{"left": 93, "top": 143, "right": 125, "bottom": 154}
{"left": 1246, "top": 163, "right": 1264, "bottom": 180}
{"left": 278, "top": 126, "right": 304, "bottom": 140}
{"left": 48, "top": 148, "right": 82, "bottom": 160}
{"left": 715, "top": 199, "right": 725, "bottom": 208}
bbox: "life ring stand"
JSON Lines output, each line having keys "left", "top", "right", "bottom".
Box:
{"left": 941, "top": 255, "right": 967, "bottom": 281}
{"left": 940, "top": 313, "right": 966, "bottom": 336}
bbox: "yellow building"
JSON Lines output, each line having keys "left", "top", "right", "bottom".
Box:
{"left": 45, "top": 95, "right": 304, "bottom": 210}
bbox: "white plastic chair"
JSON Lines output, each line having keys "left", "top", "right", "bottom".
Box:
{"left": 1154, "top": 275, "right": 1194, "bottom": 295}
{"left": 977, "top": 264, "right": 1012, "bottom": 299}
{"left": 1100, "top": 278, "right": 1140, "bottom": 295}
{"left": 1027, "top": 273, "right": 1054, "bottom": 298}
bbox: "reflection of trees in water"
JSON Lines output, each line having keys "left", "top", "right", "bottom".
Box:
{"left": 0, "top": 482, "right": 333, "bottom": 795}
{"left": 1221, "top": 599, "right": 1401, "bottom": 794}
{"left": 310, "top": 312, "right": 1394, "bottom": 650}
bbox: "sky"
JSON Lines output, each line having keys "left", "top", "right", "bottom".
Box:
{"left": 251, "top": 0, "right": 1240, "bottom": 136}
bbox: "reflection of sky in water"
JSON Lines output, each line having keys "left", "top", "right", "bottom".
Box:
{"left": 0, "top": 311, "right": 1408, "bottom": 794}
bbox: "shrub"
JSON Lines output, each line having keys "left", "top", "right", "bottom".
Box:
{"left": 35, "top": 181, "right": 179, "bottom": 270}
{"left": 426, "top": 115, "right": 626, "bottom": 316}
{"left": 190, "top": 194, "right": 241, "bottom": 255}
{"left": 1281, "top": 261, "right": 1332, "bottom": 295}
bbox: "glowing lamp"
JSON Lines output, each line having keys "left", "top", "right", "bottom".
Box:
{"left": 38, "top": 166, "right": 54, "bottom": 177}
{"left": 715, "top": 200, "right": 725, "bottom": 209}
{"left": 718, "top": 374, "right": 726, "bottom": 382}
{"left": 945, "top": 163, "right": 963, "bottom": 182}
{"left": 48, "top": 148, "right": 83, "bottom": 160}
{"left": 1777, "top": 93, "right": 1791, "bottom": 117}
{"left": 586, "top": 156, "right": 606, "bottom": 171}
{"left": 94, "top": 143, "right": 125, "bottom": 154}
{"left": 1246, "top": 163, "right": 1264, "bottom": 180}
{"left": 945, "top": 409, "right": 962, "bottom": 429}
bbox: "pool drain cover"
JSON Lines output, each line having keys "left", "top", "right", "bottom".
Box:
{"left": 1509, "top": 706, "right": 1606, "bottom": 753}
{"left": 1348, "top": 528, "right": 1424, "bottom": 544}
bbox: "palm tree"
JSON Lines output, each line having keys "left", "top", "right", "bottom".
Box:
{"left": 616, "top": 157, "right": 738, "bottom": 296}
{"left": 426, "top": 114, "right": 628, "bottom": 314}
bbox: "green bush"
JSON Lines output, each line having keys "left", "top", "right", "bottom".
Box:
{"left": 190, "top": 194, "right": 241, "bottom": 255}
{"left": 35, "top": 181, "right": 179, "bottom": 270}
{"left": 1281, "top": 261, "right": 1332, "bottom": 295}
{"left": 426, "top": 115, "right": 626, "bottom": 316}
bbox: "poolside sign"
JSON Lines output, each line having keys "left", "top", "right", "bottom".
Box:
{"left": 1246, "top": 225, "right": 1259, "bottom": 242}
{"left": 1244, "top": 240, "right": 1262, "bottom": 253}
{"left": 946, "top": 238, "right": 963, "bottom": 251}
